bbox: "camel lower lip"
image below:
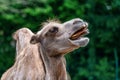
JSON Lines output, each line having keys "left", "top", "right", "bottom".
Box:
{"left": 69, "top": 37, "right": 89, "bottom": 47}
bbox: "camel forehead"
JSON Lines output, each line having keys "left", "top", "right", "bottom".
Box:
{"left": 43, "top": 22, "right": 62, "bottom": 29}
{"left": 40, "top": 22, "right": 63, "bottom": 34}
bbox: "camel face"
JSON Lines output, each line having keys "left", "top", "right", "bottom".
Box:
{"left": 30, "top": 18, "right": 89, "bottom": 54}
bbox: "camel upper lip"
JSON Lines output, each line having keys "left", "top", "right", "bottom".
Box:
{"left": 69, "top": 26, "right": 89, "bottom": 40}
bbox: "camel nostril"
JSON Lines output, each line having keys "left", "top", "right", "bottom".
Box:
{"left": 73, "top": 20, "right": 82, "bottom": 25}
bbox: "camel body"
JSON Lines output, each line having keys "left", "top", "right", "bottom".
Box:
{"left": 1, "top": 18, "right": 89, "bottom": 80}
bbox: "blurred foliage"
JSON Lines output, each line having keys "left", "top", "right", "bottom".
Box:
{"left": 0, "top": 0, "right": 120, "bottom": 80}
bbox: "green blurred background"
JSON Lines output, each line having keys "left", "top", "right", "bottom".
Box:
{"left": 0, "top": 0, "right": 120, "bottom": 80}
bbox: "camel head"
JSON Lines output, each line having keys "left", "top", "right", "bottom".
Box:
{"left": 30, "top": 18, "right": 89, "bottom": 56}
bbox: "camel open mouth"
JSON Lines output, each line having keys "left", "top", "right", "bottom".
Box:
{"left": 70, "top": 26, "right": 89, "bottom": 40}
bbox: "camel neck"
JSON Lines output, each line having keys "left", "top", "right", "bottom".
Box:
{"left": 38, "top": 43, "right": 67, "bottom": 80}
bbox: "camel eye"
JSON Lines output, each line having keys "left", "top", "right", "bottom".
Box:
{"left": 49, "top": 27, "right": 58, "bottom": 33}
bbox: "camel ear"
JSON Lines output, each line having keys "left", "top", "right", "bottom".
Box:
{"left": 30, "top": 35, "right": 39, "bottom": 44}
